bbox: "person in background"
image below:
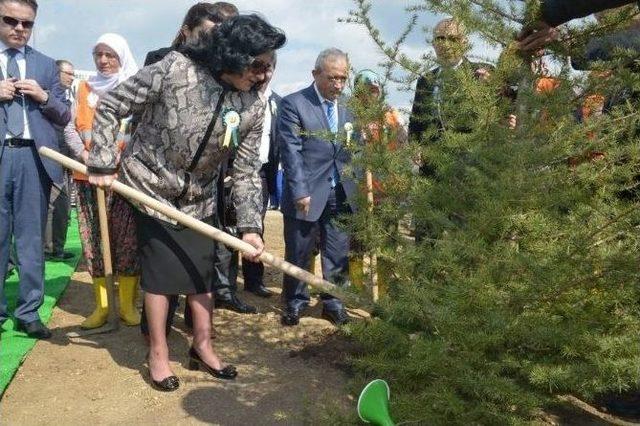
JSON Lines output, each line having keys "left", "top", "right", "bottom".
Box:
{"left": 278, "top": 48, "right": 355, "bottom": 327}
{"left": 0, "top": 0, "right": 71, "bottom": 339}
{"left": 349, "top": 69, "right": 407, "bottom": 292}
{"left": 239, "top": 50, "right": 280, "bottom": 299}
{"left": 517, "top": 0, "right": 637, "bottom": 52}
{"left": 408, "top": 18, "right": 491, "bottom": 242}
{"left": 63, "top": 33, "right": 141, "bottom": 330}
{"left": 44, "top": 59, "right": 75, "bottom": 262}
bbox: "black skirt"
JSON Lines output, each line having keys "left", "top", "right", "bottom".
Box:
{"left": 135, "top": 211, "right": 217, "bottom": 295}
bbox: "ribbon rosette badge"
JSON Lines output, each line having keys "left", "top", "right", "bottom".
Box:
{"left": 222, "top": 109, "right": 241, "bottom": 149}
{"left": 344, "top": 122, "right": 354, "bottom": 147}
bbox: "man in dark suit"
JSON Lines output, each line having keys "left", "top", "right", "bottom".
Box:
{"left": 409, "top": 18, "right": 491, "bottom": 145}
{"left": 44, "top": 59, "right": 74, "bottom": 262}
{"left": 278, "top": 48, "right": 356, "bottom": 326}
{"left": 409, "top": 18, "right": 491, "bottom": 241}
{"left": 241, "top": 51, "right": 280, "bottom": 299}
{"left": 0, "top": 0, "right": 71, "bottom": 338}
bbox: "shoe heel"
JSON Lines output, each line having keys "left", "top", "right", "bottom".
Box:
{"left": 188, "top": 359, "right": 199, "bottom": 371}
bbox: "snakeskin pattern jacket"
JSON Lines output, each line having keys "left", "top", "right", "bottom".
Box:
{"left": 87, "top": 51, "right": 264, "bottom": 233}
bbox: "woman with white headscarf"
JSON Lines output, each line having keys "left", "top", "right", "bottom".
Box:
{"left": 63, "top": 33, "right": 141, "bottom": 329}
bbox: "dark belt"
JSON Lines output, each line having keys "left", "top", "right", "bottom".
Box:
{"left": 4, "top": 138, "right": 35, "bottom": 148}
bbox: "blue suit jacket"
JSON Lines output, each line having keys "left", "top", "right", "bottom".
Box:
{"left": 0, "top": 46, "right": 70, "bottom": 184}
{"left": 278, "top": 83, "right": 357, "bottom": 222}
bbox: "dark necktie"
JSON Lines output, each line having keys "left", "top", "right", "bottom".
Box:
{"left": 6, "top": 48, "right": 24, "bottom": 136}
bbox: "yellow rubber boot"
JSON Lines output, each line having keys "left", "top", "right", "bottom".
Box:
{"left": 377, "top": 258, "right": 391, "bottom": 297}
{"left": 118, "top": 275, "right": 141, "bottom": 326}
{"left": 308, "top": 254, "right": 318, "bottom": 274}
{"left": 81, "top": 277, "right": 109, "bottom": 329}
{"left": 349, "top": 256, "right": 365, "bottom": 289}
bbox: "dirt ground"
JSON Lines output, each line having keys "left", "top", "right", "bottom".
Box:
{"left": 0, "top": 211, "right": 366, "bottom": 425}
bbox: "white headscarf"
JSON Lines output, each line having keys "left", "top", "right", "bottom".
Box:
{"left": 87, "top": 33, "right": 139, "bottom": 96}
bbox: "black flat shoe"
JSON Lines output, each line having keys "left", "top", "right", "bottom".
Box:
{"left": 187, "top": 347, "right": 237, "bottom": 380}
{"left": 151, "top": 375, "right": 180, "bottom": 392}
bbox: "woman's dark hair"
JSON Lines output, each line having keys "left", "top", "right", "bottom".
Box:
{"left": 180, "top": 14, "right": 286, "bottom": 77}
{"left": 171, "top": 2, "right": 239, "bottom": 48}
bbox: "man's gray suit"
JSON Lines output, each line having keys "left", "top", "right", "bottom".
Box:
{"left": 0, "top": 45, "right": 70, "bottom": 324}
{"left": 278, "top": 83, "right": 356, "bottom": 312}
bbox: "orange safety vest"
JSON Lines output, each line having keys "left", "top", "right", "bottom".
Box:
{"left": 73, "top": 81, "right": 128, "bottom": 181}
{"left": 364, "top": 108, "right": 403, "bottom": 196}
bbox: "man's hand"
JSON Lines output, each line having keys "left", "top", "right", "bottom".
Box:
{"left": 295, "top": 196, "right": 311, "bottom": 216}
{"left": 241, "top": 232, "right": 264, "bottom": 262}
{"left": 88, "top": 173, "right": 118, "bottom": 188}
{"left": 517, "top": 21, "right": 560, "bottom": 52}
{"left": 0, "top": 78, "right": 17, "bottom": 101}
{"left": 14, "top": 79, "right": 48, "bottom": 104}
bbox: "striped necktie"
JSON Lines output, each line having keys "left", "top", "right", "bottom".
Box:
{"left": 325, "top": 100, "right": 338, "bottom": 134}
{"left": 325, "top": 100, "right": 340, "bottom": 187}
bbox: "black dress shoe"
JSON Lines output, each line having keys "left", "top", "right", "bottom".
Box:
{"left": 151, "top": 375, "right": 180, "bottom": 392}
{"left": 187, "top": 347, "right": 237, "bottom": 380}
{"left": 281, "top": 307, "right": 301, "bottom": 326}
{"left": 214, "top": 295, "right": 257, "bottom": 314}
{"left": 45, "top": 251, "right": 74, "bottom": 262}
{"left": 15, "top": 319, "right": 52, "bottom": 339}
{"left": 245, "top": 284, "right": 273, "bottom": 298}
{"left": 321, "top": 308, "right": 350, "bottom": 326}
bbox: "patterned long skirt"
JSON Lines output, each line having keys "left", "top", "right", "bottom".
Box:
{"left": 75, "top": 180, "right": 139, "bottom": 277}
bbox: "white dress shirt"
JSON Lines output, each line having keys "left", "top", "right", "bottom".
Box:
{"left": 0, "top": 41, "right": 32, "bottom": 139}
{"left": 313, "top": 82, "right": 338, "bottom": 125}
{"left": 258, "top": 86, "right": 273, "bottom": 165}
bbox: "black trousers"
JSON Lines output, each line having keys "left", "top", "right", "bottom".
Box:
{"left": 241, "top": 172, "right": 270, "bottom": 289}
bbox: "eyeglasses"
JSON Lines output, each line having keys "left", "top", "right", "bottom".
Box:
{"left": 324, "top": 75, "right": 348, "bottom": 84}
{"left": 249, "top": 59, "right": 273, "bottom": 74}
{"left": 60, "top": 70, "right": 74, "bottom": 77}
{"left": 434, "top": 35, "right": 462, "bottom": 42}
{"left": 0, "top": 15, "right": 34, "bottom": 29}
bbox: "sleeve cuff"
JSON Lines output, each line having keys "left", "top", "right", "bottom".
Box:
{"left": 87, "top": 165, "right": 118, "bottom": 175}
{"left": 238, "top": 227, "right": 262, "bottom": 235}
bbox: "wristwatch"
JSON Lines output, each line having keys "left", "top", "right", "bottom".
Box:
{"left": 40, "top": 89, "right": 50, "bottom": 106}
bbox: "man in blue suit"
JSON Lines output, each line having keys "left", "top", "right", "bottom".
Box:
{"left": 0, "top": 0, "right": 71, "bottom": 338}
{"left": 278, "top": 48, "right": 355, "bottom": 326}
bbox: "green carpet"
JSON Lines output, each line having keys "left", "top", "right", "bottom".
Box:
{"left": 0, "top": 212, "right": 80, "bottom": 397}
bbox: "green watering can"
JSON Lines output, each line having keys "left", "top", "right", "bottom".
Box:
{"left": 357, "top": 379, "right": 395, "bottom": 426}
